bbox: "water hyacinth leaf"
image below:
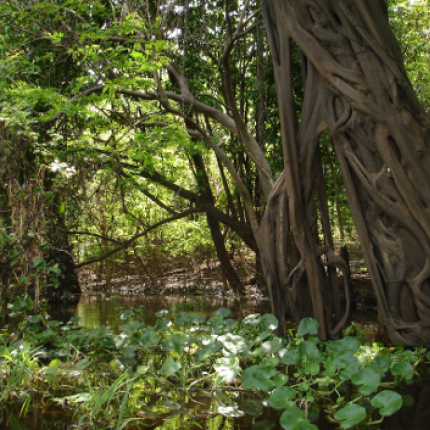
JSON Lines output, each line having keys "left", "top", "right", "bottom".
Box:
{"left": 240, "top": 398, "right": 263, "bottom": 416}
{"left": 241, "top": 365, "right": 277, "bottom": 391}
{"left": 351, "top": 367, "right": 381, "bottom": 395}
{"left": 218, "top": 405, "right": 245, "bottom": 418}
{"left": 273, "top": 373, "right": 289, "bottom": 386}
{"left": 371, "top": 390, "right": 403, "bottom": 416}
{"left": 155, "top": 309, "right": 169, "bottom": 318}
{"left": 391, "top": 362, "right": 414, "bottom": 380}
{"left": 326, "top": 337, "right": 360, "bottom": 354}
{"left": 297, "top": 318, "right": 319, "bottom": 337}
{"left": 265, "top": 357, "right": 280, "bottom": 367}
{"left": 171, "top": 334, "right": 187, "bottom": 354}
{"left": 198, "top": 339, "right": 223, "bottom": 361}
{"left": 279, "top": 348, "right": 301, "bottom": 365}
{"left": 305, "top": 362, "right": 320, "bottom": 375}
{"left": 369, "top": 355, "right": 391, "bottom": 376}
{"left": 140, "top": 329, "right": 159, "bottom": 347}
{"left": 298, "top": 341, "right": 320, "bottom": 361}
{"left": 219, "top": 334, "right": 250, "bottom": 355}
{"left": 120, "top": 310, "right": 135, "bottom": 320}
{"left": 160, "top": 358, "right": 182, "bottom": 376}
{"left": 155, "top": 318, "right": 171, "bottom": 331}
{"left": 334, "top": 404, "right": 367, "bottom": 429}
{"left": 268, "top": 386, "right": 297, "bottom": 409}
{"left": 224, "top": 319, "right": 239, "bottom": 331}
{"left": 215, "top": 307, "right": 231, "bottom": 319}
{"left": 256, "top": 330, "right": 272, "bottom": 344}
{"left": 262, "top": 338, "right": 284, "bottom": 354}
{"left": 260, "top": 314, "right": 278, "bottom": 331}
{"left": 208, "top": 316, "right": 225, "bottom": 333}
{"left": 279, "top": 407, "right": 305, "bottom": 430}
{"left": 242, "top": 313, "right": 261, "bottom": 327}
{"left": 252, "top": 419, "right": 275, "bottom": 430}
{"left": 214, "top": 357, "right": 240, "bottom": 382}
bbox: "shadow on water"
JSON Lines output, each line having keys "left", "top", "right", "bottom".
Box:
{"left": 2, "top": 294, "right": 429, "bottom": 430}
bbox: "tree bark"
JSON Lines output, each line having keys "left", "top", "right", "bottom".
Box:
{"left": 262, "top": 0, "right": 430, "bottom": 346}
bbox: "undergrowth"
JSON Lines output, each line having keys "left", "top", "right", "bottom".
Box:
{"left": 0, "top": 296, "right": 429, "bottom": 429}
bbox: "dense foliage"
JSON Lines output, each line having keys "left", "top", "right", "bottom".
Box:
{"left": 1, "top": 0, "right": 430, "bottom": 341}
{"left": 1, "top": 298, "right": 428, "bottom": 429}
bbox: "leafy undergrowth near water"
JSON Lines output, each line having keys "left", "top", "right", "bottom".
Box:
{"left": 0, "top": 297, "right": 429, "bottom": 430}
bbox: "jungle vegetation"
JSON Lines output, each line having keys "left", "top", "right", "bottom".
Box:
{"left": 1, "top": 0, "right": 430, "bottom": 346}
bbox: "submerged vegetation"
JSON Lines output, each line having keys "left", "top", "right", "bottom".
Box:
{"left": 1, "top": 296, "right": 428, "bottom": 430}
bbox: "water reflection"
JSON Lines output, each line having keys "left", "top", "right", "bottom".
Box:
{"left": 52, "top": 294, "right": 272, "bottom": 330}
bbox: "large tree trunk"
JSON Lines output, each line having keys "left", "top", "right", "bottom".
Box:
{"left": 262, "top": 0, "right": 430, "bottom": 346}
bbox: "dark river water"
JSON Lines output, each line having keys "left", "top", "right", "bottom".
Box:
{"left": 2, "top": 294, "right": 429, "bottom": 430}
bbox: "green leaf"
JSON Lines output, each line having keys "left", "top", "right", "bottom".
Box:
{"left": 351, "top": 367, "right": 381, "bottom": 395}
{"left": 369, "top": 355, "right": 391, "bottom": 376}
{"left": 219, "top": 333, "right": 250, "bottom": 355}
{"left": 298, "top": 341, "right": 320, "bottom": 361}
{"left": 241, "top": 365, "right": 277, "bottom": 391}
{"left": 215, "top": 307, "right": 231, "bottom": 319}
{"left": 268, "top": 386, "right": 297, "bottom": 409}
{"left": 262, "top": 338, "right": 284, "bottom": 354}
{"left": 33, "top": 256, "right": 46, "bottom": 269}
{"left": 214, "top": 357, "right": 240, "bottom": 382}
{"left": 198, "top": 339, "right": 223, "bottom": 361}
{"left": 260, "top": 314, "right": 278, "bottom": 331}
{"left": 334, "top": 404, "right": 367, "bottom": 429}
{"left": 160, "top": 359, "right": 181, "bottom": 376}
{"left": 371, "top": 390, "right": 402, "bottom": 416}
{"left": 279, "top": 348, "right": 301, "bottom": 365}
{"left": 327, "top": 336, "right": 361, "bottom": 354}
{"left": 155, "top": 318, "right": 171, "bottom": 331}
{"left": 391, "top": 362, "right": 414, "bottom": 380}
{"left": 273, "top": 373, "right": 289, "bottom": 386}
{"left": 155, "top": 309, "right": 169, "bottom": 317}
{"left": 297, "top": 318, "right": 319, "bottom": 337}
{"left": 279, "top": 407, "right": 309, "bottom": 430}
{"left": 252, "top": 420, "right": 275, "bottom": 430}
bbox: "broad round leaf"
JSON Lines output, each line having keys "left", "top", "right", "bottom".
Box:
{"left": 260, "top": 314, "right": 279, "bottom": 331}
{"left": 215, "top": 307, "right": 231, "bottom": 319}
{"left": 241, "top": 365, "right": 277, "bottom": 391}
{"left": 279, "top": 408, "right": 305, "bottom": 430}
{"left": 268, "top": 386, "right": 297, "bottom": 409}
{"left": 371, "top": 390, "right": 403, "bottom": 416}
{"left": 351, "top": 367, "right": 381, "bottom": 395}
{"left": 334, "top": 404, "right": 366, "bottom": 429}
{"left": 297, "top": 318, "right": 319, "bottom": 337}
{"left": 391, "top": 362, "right": 414, "bottom": 380}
